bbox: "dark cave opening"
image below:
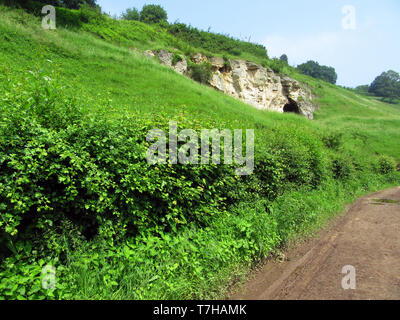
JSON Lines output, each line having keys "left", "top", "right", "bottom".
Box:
{"left": 283, "top": 99, "right": 300, "bottom": 114}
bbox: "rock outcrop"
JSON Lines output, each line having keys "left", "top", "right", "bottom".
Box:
{"left": 190, "top": 52, "right": 208, "bottom": 64}
{"left": 144, "top": 50, "right": 317, "bottom": 119}
{"left": 208, "top": 59, "right": 316, "bottom": 119}
{"left": 153, "top": 50, "right": 188, "bottom": 75}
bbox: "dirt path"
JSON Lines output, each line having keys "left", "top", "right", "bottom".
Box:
{"left": 232, "top": 187, "right": 400, "bottom": 300}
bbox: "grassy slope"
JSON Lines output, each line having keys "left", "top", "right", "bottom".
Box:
{"left": 0, "top": 8, "right": 278, "bottom": 124}
{"left": 0, "top": 6, "right": 399, "bottom": 299}
{"left": 291, "top": 73, "right": 400, "bottom": 160}
{"left": 3, "top": 5, "right": 399, "bottom": 162}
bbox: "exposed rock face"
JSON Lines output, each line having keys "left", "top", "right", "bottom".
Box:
{"left": 281, "top": 76, "right": 316, "bottom": 119}
{"left": 209, "top": 59, "right": 316, "bottom": 119}
{"left": 190, "top": 52, "right": 208, "bottom": 64}
{"left": 144, "top": 50, "right": 316, "bottom": 119}
{"left": 173, "top": 57, "right": 188, "bottom": 75}
{"left": 143, "top": 50, "right": 155, "bottom": 58}
{"left": 210, "top": 57, "right": 225, "bottom": 69}
{"left": 153, "top": 50, "right": 188, "bottom": 75}
{"left": 156, "top": 50, "right": 173, "bottom": 66}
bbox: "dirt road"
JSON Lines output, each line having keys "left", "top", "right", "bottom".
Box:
{"left": 232, "top": 187, "right": 400, "bottom": 300}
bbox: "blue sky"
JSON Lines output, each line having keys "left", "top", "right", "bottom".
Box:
{"left": 97, "top": 0, "right": 400, "bottom": 87}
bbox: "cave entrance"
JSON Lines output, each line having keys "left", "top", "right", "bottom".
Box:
{"left": 283, "top": 99, "right": 300, "bottom": 114}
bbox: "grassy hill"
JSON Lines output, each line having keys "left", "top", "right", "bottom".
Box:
{"left": 0, "top": 5, "right": 399, "bottom": 300}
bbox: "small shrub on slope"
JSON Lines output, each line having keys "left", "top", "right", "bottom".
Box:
{"left": 376, "top": 155, "right": 397, "bottom": 174}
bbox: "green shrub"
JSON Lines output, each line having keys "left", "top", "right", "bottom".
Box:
{"left": 222, "top": 55, "right": 231, "bottom": 70}
{"left": 242, "top": 152, "right": 285, "bottom": 201}
{"left": 322, "top": 131, "right": 343, "bottom": 150}
{"left": 0, "top": 69, "right": 241, "bottom": 253}
{"left": 331, "top": 154, "right": 355, "bottom": 180}
{"left": 56, "top": 7, "right": 82, "bottom": 28}
{"left": 190, "top": 62, "right": 212, "bottom": 84}
{"left": 0, "top": 253, "right": 70, "bottom": 300}
{"left": 78, "top": 3, "right": 104, "bottom": 24}
{"left": 376, "top": 155, "right": 397, "bottom": 174}
{"left": 172, "top": 53, "right": 183, "bottom": 66}
{"left": 267, "top": 58, "right": 286, "bottom": 74}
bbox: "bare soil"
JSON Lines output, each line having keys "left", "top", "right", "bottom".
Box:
{"left": 231, "top": 187, "right": 400, "bottom": 300}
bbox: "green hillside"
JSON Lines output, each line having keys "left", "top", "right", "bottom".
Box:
{"left": 0, "top": 5, "right": 399, "bottom": 300}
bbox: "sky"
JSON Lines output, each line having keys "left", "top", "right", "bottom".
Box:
{"left": 97, "top": 0, "right": 400, "bottom": 87}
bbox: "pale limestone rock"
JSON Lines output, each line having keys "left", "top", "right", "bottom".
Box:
{"left": 209, "top": 59, "right": 316, "bottom": 119}
{"left": 173, "top": 55, "right": 188, "bottom": 75}
{"left": 191, "top": 52, "right": 208, "bottom": 64}
{"left": 157, "top": 50, "right": 173, "bottom": 67}
{"left": 143, "top": 50, "right": 155, "bottom": 58}
{"left": 151, "top": 50, "right": 188, "bottom": 75}
{"left": 281, "top": 76, "right": 316, "bottom": 119}
{"left": 210, "top": 59, "right": 287, "bottom": 112}
{"left": 210, "top": 57, "right": 225, "bottom": 69}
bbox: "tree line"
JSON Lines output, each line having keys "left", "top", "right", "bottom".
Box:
{"left": 355, "top": 70, "right": 400, "bottom": 103}
{"left": 1, "top": 0, "right": 98, "bottom": 10}
{"left": 277, "top": 55, "right": 338, "bottom": 85}
{"left": 296, "top": 60, "right": 338, "bottom": 84}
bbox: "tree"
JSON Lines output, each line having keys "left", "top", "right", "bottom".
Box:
{"left": 140, "top": 4, "right": 167, "bottom": 24}
{"left": 369, "top": 70, "right": 400, "bottom": 102}
{"left": 121, "top": 7, "right": 140, "bottom": 21}
{"left": 297, "top": 60, "right": 337, "bottom": 84}
{"left": 279, "top": 54, "right": 288, "bottom": 64}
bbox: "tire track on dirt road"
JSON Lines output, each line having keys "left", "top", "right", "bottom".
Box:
{"left": 232, "top": 187, "right": 400, "bottom": 300}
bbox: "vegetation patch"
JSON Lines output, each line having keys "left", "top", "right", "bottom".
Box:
{"left": 172, "top": 52, "right": 183, "bottom": 66}
{"left": 189, "top": 62, "right": 212, "bottom": 84}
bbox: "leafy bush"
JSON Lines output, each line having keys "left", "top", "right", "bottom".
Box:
{"left": 190, "top": 62, "right": 212, "bottom": 84}
{"left": 172, "top": 53, "right": 183, "bottom": 66}
{"left": 222, "top": 56, "right": 231, "bottom": 70}
{"left": 265, "top": 58, "right": 287, "bottom": 74}
{"left": 331, "top": 154, "right": 355, "bottom": 180}
{"left": 0, "top": 252, "right": 70, "bottom": 299}
{"left": 376, "top": 155, "right": 397, "bottom": 174}
{"left": 354, "top": 85, "right": 371, "bottom": 95}
{"left": 56, "top": 7, "right": 82, "bottom": 28}
{"left": 0, "top": 69, "right": 241, "bottom": 253}
{"left": 322, "top": 132, "right": 343, "bottom": 150}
